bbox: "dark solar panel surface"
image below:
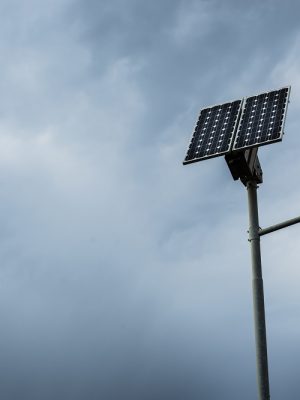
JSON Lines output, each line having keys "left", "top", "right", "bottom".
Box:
{"left": 183, "top": 100, "right": 242, "bottom": 164}
{"left": 233, "top": 87, "right": 290, "bottom": 151}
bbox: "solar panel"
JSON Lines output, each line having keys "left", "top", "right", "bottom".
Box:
{"left": 183, "top": 99, "right": 242, "bottom": 165}
{"left": 233, "top": 86, "right": 290, "bottom": 151}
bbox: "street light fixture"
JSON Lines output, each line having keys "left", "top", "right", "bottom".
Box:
{"left": 183, "top": 86, "right": 296, "bottom": 400}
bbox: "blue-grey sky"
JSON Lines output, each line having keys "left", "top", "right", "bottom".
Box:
{"left": 0, "top": 1, "right": 300, "bottom": 399}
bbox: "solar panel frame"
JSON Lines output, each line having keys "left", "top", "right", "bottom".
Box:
{"left": 232, "top": 86, "right": 291, "bottom": 152}
{"left": 183, "top": 99, "right": 243, "bottom": 165}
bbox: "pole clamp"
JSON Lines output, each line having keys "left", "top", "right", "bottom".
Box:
{"left": 248, "top": 226, "right": 260, "bottom": 242}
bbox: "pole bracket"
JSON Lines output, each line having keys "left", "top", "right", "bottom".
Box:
{"left": 225, "top": 148, "right": 263, "bottom": 186}
{"left": 248, "top": 226, "right": 260, "bottom": 242}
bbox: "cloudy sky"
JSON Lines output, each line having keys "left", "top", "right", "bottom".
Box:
{"left": 0, "top": 0, "right": 300, "bottom": 399}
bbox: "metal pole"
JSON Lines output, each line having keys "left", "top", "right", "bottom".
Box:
{"left": 247, "top": 180, "right": 270, "bottom": 400}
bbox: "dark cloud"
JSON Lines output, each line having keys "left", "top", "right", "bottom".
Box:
{"left": 73, "top": 0, "right": 300, "bottom": 135}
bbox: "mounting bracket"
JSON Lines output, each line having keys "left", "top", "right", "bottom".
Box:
{"left": 225, "top": 147, "right": 263, "bottom": 186}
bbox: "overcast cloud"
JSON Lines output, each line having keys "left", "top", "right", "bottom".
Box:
{"left": 0, "top": 1, "right": 300, "bottom": 399}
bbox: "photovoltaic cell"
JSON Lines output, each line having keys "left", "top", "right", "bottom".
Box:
{"left": 183, "top": 100, "right": 242, "bottom": 164}
{"left": 233, "top": 87, "right": 290, "bottom": 151}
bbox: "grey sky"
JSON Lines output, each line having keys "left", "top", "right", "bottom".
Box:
{"left": 0, "top": 0, "right": 300, "bottom": 399}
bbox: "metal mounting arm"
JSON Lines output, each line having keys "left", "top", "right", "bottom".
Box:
{"left": 259, "top": 216, "right": 300, "bottom": 236}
